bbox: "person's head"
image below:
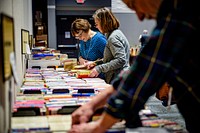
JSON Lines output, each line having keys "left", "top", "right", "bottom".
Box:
{"left": 71, "top": 18, "right": 92, "bottom": 41}
{"left": 122, "top": 0, "right": 162, "bottom": 21}
{"left": 143, "top": 29, "right": 148, "bottom": 34}
{"left": 92, "top": 7, "right": 120, "bottom": 34}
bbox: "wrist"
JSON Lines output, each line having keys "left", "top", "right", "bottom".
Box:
{"left": 94, "top": 120, "right": 107, "bottom": 133}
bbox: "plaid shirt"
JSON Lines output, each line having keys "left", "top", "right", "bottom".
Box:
{"left": 105, "top": 0, "right": 200, "bottom": 128}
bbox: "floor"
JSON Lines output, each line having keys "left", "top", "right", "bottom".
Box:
{"left": 145, "top": 94, "right": 187, "bottom": 132}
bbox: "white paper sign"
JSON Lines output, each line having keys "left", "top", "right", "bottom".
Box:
{"left": 65, "top": 31, "right": 71, "bottom": 38}
{"left": 10, "top": 52, "right": 22, "bottom": 87}
{"left": 26, "top": 44, "right": 31, "bottom": 54}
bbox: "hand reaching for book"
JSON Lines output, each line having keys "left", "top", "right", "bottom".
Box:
{"left": 88, "top": 68, "right": 99, "bottom": 77}
{"left": 84, "top": 61, "right": 96, "bottom": 70}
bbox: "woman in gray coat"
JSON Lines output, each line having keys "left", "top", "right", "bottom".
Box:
{"left": 86, "top": 7, "right": 130, "bottom": 83}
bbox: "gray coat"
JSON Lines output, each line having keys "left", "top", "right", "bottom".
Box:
{"left": 95, "top": 29, "right": 130, "bottom": 83}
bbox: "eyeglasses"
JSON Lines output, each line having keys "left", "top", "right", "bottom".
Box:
{"left": 74, "top": 31, "right": 83, "bottom": 39}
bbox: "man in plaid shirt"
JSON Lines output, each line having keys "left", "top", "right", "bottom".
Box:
{"left": 69, "top": 0, "right": 200, "bottom": 133}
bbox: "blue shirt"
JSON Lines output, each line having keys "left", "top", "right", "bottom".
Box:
{"left": 79, "top": 32, "right": 107, "bottom": 61}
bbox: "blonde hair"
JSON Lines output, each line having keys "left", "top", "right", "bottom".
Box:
{"left": 71, "top": 18, "right": 91, "bottom": 36}
{"left": 93, "top": 7, "right": 120, "bottom": 33}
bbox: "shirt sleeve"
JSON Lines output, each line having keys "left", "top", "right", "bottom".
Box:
{"left": 79, "top": 41, "right": 84, "bottom": 57}
{"left": 96, "top": 31, "right": 129, "bottom": 73}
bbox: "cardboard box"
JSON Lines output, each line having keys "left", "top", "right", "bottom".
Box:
{"left": 36, "top": 34, "right": 47, "bottom": 41}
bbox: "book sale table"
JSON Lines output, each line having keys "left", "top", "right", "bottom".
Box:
{"left": 11, "top": 67, "right": 187, "bottom": 133}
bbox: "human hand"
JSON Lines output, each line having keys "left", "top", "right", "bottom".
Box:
{"left": 88, "top": 68, "right": 99, "bottom": 77}
{"left": 71, "top": 103, "right": 95, "bottom": 125}
{"left": 69, "top": 111, "right": 119, "bottom": 133}
{"left": 79, "top": 57, "right": 87, "bottom": 65}
{"left": 69, "top": 121, "right": 104, "bottom": 133}
{"left": 84, "top": 61, "right": 96, "bottom": 69}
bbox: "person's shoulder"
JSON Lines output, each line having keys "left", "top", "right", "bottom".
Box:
{"left": 112, "top": 29, "right": 121, "bottom": 33}
{"left": 96, "top": 32, "right": 105, "bottom": 37}
{"left": 95, "top": 32, "right": 107, "bottom": 40}
{"left": 112, "top": 29, "right": 124, "bottom": 36}
{"left": 79, "top": 40, "right": 85, "bottom": 44}
{"left": 109, "top": 29, "right": 126, "bottom": 40}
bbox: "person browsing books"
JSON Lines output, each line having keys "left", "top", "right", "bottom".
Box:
{"left": 69, "top": 0, "right": 200, "bottom": 132}
{"left": 84, "top": 7, "right": 130, "bottom": 84}
{"left": 71, "top": 19, "right": 107, "bottom": 65}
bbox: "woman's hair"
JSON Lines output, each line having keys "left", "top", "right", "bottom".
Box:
{"left": 93, "top": 7, "right": 120, "bottom": 33}
{"left": 71, "top": 18, "right": 91, "bottom": 36}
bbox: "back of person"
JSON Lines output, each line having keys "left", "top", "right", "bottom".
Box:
{"left": 87, "top": 7, "right": 130, "bottom": 84}
{"left": 158, "top": 0, "right": 200, "bottom": 132}
{"left": 103, "top": 29, "right": 130, "bottom": 83}
{"left": 125, "top": 0, "right": 200, "bottom": 132}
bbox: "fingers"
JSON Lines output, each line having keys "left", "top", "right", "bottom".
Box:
{"left": 83, "top": 61, "right": 96, "bottom": 70}
{"left": 71, "top": 108, "right": 86, "bottom": 125}
{"left": 89, "top": 69, "right": 99, "bottom": 77}
{"left": 71, "top": 105, "right": 93, "bottom": 125}
{"left": 88, "top": 64, "right": 95, "bottom": 69}
{"left": 80, "top": 115, "right": 90, "bottom": 124}
{"left": 71, "top": 113, "right": 81, "bottom": 125}
{"left": 69, "top": 122, "right": 98, "bottom": 133}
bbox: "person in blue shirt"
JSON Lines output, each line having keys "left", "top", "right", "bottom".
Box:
{"left": 71, "top": 19, "right": 107, "bottom": 65}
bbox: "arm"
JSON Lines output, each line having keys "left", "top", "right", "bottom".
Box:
{"left": 78, "top": 41, "right": 89, "bottom": 65}
{"left": 79, "top": 56, "right": 88, "bottom": 65}
{"left": 71, "top": 85, "right": 115, "bottom": 125}
{"left": 70, "top": 111, "right": 120, "bottom": 133}
{"left": 104, "top": 7, "right": 194, "bottom": 126}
